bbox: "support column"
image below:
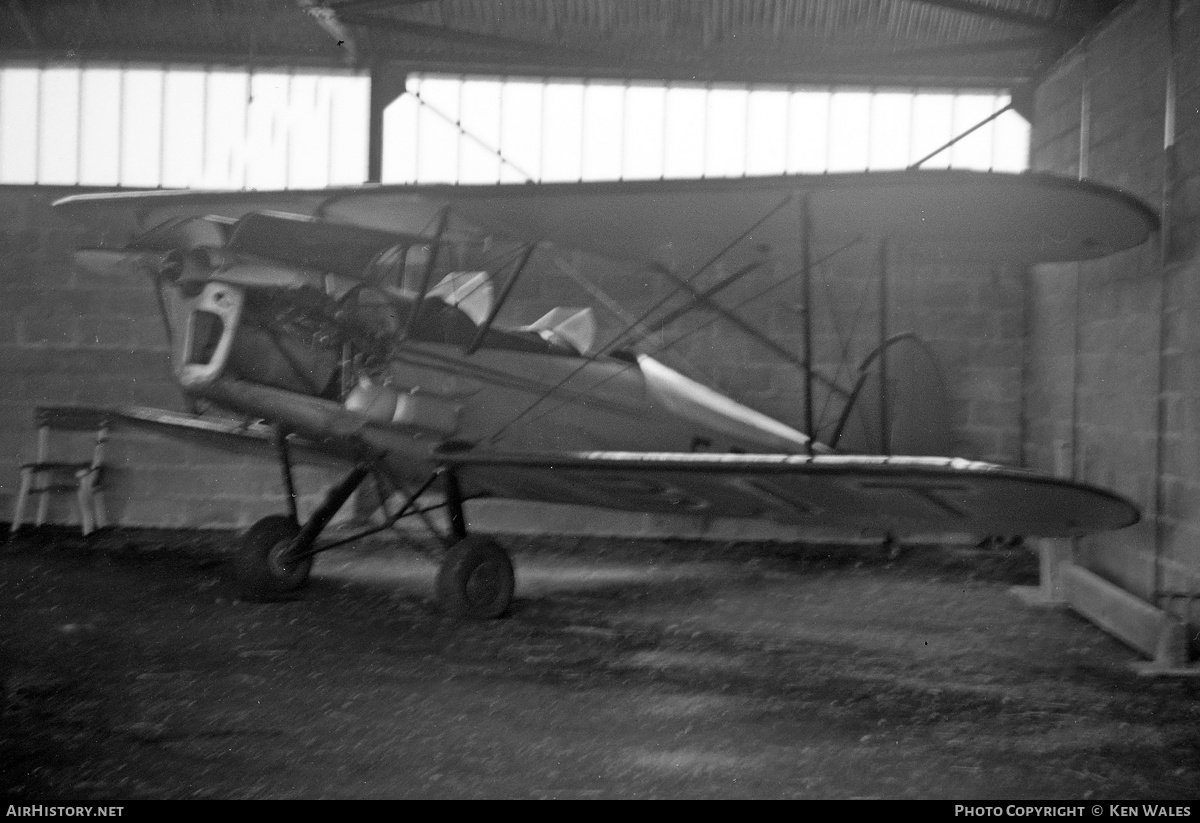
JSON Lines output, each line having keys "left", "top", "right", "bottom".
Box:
{"left": 368, "top": 64, "right": 409, "bottom": 184}
{"left": 878, "top": 238, "right": 891, "bottom": 455}
{"left": 800, "top": 194, "right": 814, "bottom": 454}
{"left": 1012, "top": 538, "right": 1072, "bottom": 607}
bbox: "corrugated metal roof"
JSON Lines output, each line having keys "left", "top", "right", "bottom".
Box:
{"left": 0, "top": 0, "right": 340, "bottom": 65}
{"left": 0, "top": 1, "right": 1123, "bottom": 89}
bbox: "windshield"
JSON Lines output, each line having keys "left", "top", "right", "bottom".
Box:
{"left": 344, "top": 286, "right": 584, "bottom": 357}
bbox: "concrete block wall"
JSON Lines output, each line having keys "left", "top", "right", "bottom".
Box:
{"left": 1157, "top": 0, "right": 1200, "bottom": 613}
{"left": 738, "top": 246, "right": 1026, "bottom": 464}
{"left": 1026, "top": 0, "right": 1200, "bottom": 617}
{"left": 0, "top": 185, "right": 346, "bottom": 532}
{"left": 888, "top": 254, "right": 1026, "bottom": 462}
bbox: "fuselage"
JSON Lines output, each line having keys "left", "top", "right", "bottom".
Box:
{"left": 167, "top": 275, "right": 824, "bottom": 496}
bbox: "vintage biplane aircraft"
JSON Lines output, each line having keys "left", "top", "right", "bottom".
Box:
{"left": 53, "top": 169, "right": 1157, "bottom": 618}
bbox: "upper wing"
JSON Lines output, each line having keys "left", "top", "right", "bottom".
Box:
{"left": 54, "top": 169, "right": 1158, "bottom": 271}
{"left": 440, "top": 449, "right": 1140, "bottom": 538}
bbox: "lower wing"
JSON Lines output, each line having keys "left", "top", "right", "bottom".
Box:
{"left": 97, "top": 405, "right": 344, "bottom": 467}
{"left": 441, "top": 450, "right": 1139, "bottom": 538}
{"left": 70, "top": 405, "right": 1139, "bottom": 537}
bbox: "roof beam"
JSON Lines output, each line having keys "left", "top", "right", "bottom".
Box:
{"left": 334, "top": 9, "right": 600, "bottom": 62}
{"left": 298, "top": 0, "right": 358, "bottom": 62}
{"left": 905, "top": 0, "right": 1084, "bottom": 34}
{"left": 882, "top": 34, "right": 1053, "bottom": 63}
{"left": 7, "top": 0, "right": 40, "bottom": 48}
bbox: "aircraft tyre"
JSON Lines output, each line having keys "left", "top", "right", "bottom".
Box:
{"left": 436, "top": 535, "right": 514, "bottom": 619}
{"left": 234, "top": 514, "right": 313, "bottom": 601}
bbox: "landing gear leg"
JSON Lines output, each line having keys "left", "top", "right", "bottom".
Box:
{"left": 433, "top": 468, "right": 514, "bottom": 619}
{"left": 233, "top": 428, "right": 370, "bottom": 601}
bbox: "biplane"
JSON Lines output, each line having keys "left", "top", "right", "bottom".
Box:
{"left": 52, "top": 169, "right": 1157, "bottom": 618}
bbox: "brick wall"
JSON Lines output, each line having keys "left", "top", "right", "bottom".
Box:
{"left": 1027, "top": 0, "right": 1200, "bottom": 611}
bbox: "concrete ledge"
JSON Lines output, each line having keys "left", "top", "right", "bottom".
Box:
{"left": 1011, "top": 585, "right": 1067, "bottom": 608}
{"left": 1011, "top": 538, "right": 1071, "bottom": 608}
{"left": 1062, "top": 564, "right": 1195, "bottom": 674}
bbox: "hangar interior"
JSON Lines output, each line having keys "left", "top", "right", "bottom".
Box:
{"left": 0, "top": 0, "right": 1198, "bottom": 666}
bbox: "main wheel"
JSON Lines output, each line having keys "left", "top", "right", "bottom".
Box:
{"left": 435, "top": 535, "right": 514, "bottom": 619}
{"left": 234, "top": 514, "right": 313, "bottom": 601}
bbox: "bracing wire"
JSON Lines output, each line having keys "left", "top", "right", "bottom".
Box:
{"left": 480, "top": 195, "right": 798, "bottom": 445}
{"left": 408, "top": 86, "right": 537, "bottom": 183}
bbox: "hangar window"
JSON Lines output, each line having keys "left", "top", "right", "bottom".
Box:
{"left": 0, "top": 63, "right": 369, "bottom": 188}
{"left": 382, "top": 74, "right": 1030, "bottom": 184}
{"left": 0, "top": 64, "right": 1028, "bottom": 188}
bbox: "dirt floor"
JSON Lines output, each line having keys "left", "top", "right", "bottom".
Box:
{"left": 2, "top": 526, "right": 1198, "bottom": 800}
